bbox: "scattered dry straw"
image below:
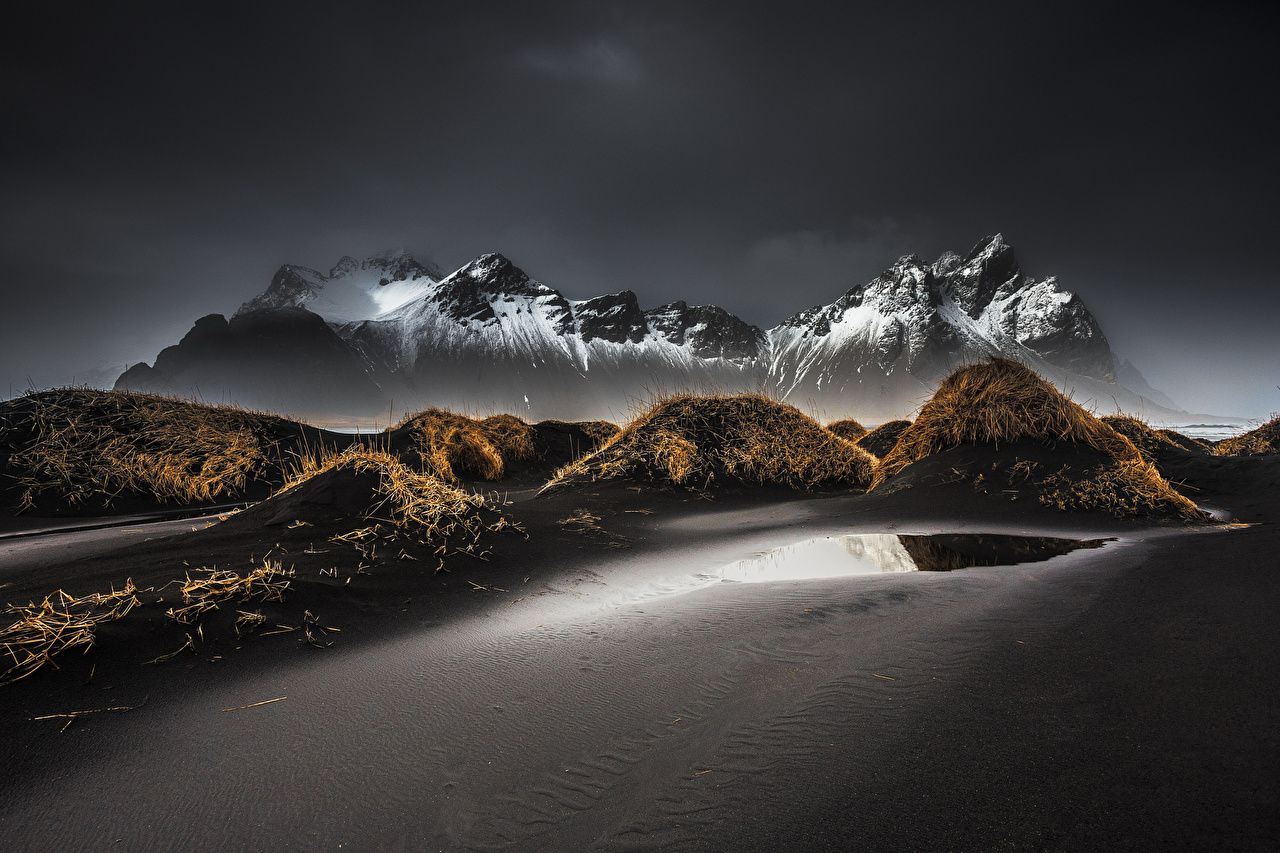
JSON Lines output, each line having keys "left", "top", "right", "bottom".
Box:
{"left": 546, "top": 394, "right": 875, "bottom": 491}
{"left": 166, "top": 560, "right": 293, "bottom": 625}
{"left": 1, "top": 580, "right": 140, "bottom": 684}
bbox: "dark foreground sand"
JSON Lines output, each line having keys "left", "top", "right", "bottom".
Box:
{"left": 0, "top": 452, "right": 1278, "bottom": 851}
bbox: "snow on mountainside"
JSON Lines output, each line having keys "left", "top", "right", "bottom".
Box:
{"left": 768, "top": 234, "right": 1119, "bottom": 416}
{"left": 117, "top": 237, "right": 1185, "bottom": 422}
{"left": 236, "top": 249, "right": 443, "bottom": 323}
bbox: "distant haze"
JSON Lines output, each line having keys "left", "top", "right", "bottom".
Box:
{"left": 2, "top": 1, "right": 1277, "bottom": 417}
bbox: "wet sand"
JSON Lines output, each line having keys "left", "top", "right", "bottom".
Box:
{"left": 1, "top": 455, "right": 1278, "bottom": 850}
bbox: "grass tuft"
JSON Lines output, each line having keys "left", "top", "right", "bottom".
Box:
{"left": 1213, "top": 415, "right": 1280, "bottom": 457}
{"left": 546, "top": 394, "right": 875, "bottom": 491}
{"left": 279, "top": 446, "right": 514, "bottom": 552}
{"left": 395, "top": 408, "right": 537, "bottom": 482}
{"left": 826, "top": 418, "right": 869, "bottom": 441}
{"left": 870, "top": 358, "right": 1202, "bottom": 520}
{"left": 1101, "top": 415, "right": 1206, "bottom": 460}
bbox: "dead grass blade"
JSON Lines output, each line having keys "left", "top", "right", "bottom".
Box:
{"left": 166, "top": 560, "right": 293, "bottom": 625}
{"left": 1, "top": 579, "right": 140, "bottom": 685}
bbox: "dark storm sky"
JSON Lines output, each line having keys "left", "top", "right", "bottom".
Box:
{"left": 3, "top": 1, "right": 1277, "bottom": 416}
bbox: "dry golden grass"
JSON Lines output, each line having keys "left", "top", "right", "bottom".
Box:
{"left": 0, "top": 388, "right": 301, "bottom": 510}
{"left": 1039, "top": 458, "right": 1197, "bottom": 517}
{"left": 546, "top": 394, "right": 876, "bottom": 491}
{"left": 827, "top": 418, "right": 869, "bottom": 441}
{"left": 280, "top": 446, "right": 513, "bottom": 552}
{"left": 870, "top": 359, "right": 1202, "bottom": 520}
{"left": 1100, "top": 415, "right": 1204, "bottom": 460}
{"left": 1, "top": 580, "right": 140, "bottom": 684}
{"left": 166, "top": 560, "right": 294, "bottom": 625}
{"left": 396, "top": 408, "right": 536, "bottom": 481}
{"left": 575, "top": 420, "right": 622, "bottom": 446}
{"left": 1214, "top": 416, "right": 1280, "bottom": 457}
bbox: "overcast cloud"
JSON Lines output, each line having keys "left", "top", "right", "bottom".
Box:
{"left": 2, "top": 0, "right": 1277, "bottom": 415}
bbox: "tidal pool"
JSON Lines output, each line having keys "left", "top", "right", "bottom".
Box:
{"left": 710, "top": 533, "right": 1113, "bottom": 584}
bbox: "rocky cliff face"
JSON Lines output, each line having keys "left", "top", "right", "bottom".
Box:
{"left": 118, "top": 237, "right": 1174, "bottom": 422}
{"left": 769, "top": 235, "right": 1118, "bottom": 415}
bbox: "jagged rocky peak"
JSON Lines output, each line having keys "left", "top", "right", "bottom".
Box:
{"left": 782, "top": 253, "right": 938, "bottom": 337}
{"left": 127, "top": 233, "right": 1168, "bottom": 421}
{"left": 325, "top": 248, "right": 442, "bottom": 283}
{"left": 253, "top": 264, "right": 327, "bottom": 309}
{"left": 237, "top": 249, "right": 442, "bottom": 322}
{"left": 419, "top": 252, "right": 575, "bottom": 333}
{"left": 358, "top": 247, "right": 442, "bottom": 283}
{"left": 929, "top": 250, "right": 962, "bottom": 278}
{"left": 574, "top": 291, "right": 647, "bottom": 344}
{"left": 862, "top": 254, "right": 937, "bottom": 310}
{"left": 942, "top": 233, "right": 1023, "bottom": 317}
{"left": 444, "top": 253, "right": 547, "bottom": 297}
{"left": 993, "top": 276, "right": 1115, "bottom": 380}
{"left": 645, "top": 301, "right": 765, "bottom": 360}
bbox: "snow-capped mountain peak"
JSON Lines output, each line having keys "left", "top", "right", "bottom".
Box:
{"left": 236, "top": 250, "right": 443, "bottom": 323}
{"left": 128, "top": 235, "right": 1177, "bottom": 422}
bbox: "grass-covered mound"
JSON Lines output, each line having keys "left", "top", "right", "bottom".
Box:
{"left": 1, "top": 447, "right": 521, "bottom": 686}
{"left": 574, "top": 420, "right": 622, "bottom": 446}
{"left": 856, "top": 420, "right": 912, "bottom": 458}
{"left": 827, "top": 418, "right": 868, "bottom": 441}
{"left": 870, "top": 359, "right": 1203, "bottom": 521}
{"left": 0, "top": 388, "right": 319, "bottom": 513}
{"left": 266, "top": 447, "right": 512, "bottom": 546}
{"left": 1101, "top": 415, "right": 1207, "bottom": 460}
{"left": 1214, "top": 416, "right": 1280, "bottom": 457}
{"left": 546, "top": 394, "right": 876, "bottom": 491}
{"left": 392, "top": 408, "right": 537, "bottom": 482}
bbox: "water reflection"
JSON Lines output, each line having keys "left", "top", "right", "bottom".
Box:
{"left": 711, "top": 533, "right": 1112, "bottom": 584}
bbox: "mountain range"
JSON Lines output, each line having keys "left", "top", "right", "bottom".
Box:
{"left": 116, "top": 236, "right": 1187, "bottom": 424}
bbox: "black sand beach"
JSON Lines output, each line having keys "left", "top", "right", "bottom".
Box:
{"left": 1, "top": 443, "right": 1278, "bottom": 851}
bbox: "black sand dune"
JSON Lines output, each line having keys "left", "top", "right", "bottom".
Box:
{"left": 1, "top": 444, "right": 1278, "bottom": 848}
{"left": 2, "top": 370, "right": 1279, "bottom": 849}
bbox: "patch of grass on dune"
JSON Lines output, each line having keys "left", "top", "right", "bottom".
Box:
{"left": 395, "top": 408, "right": 537, "bottom": 482}
{"left": 871, "top": 358, "right": 1203, "bottom": 520}
{"left": 0, "top": 388, "right": 305, "bottom": 511}
{"left": 0, "top": 448, "right": 526, "bottom": 686}
{"left": 826, "top": 418, "right": 868, "bottom": 442}
{"left": 546, "top": 394, "right": 876, "bottom": 491}
{"left": 573, "top": 420, "right": 622, "bottom": 446}
{"left": 279, "top": 445, "right": 519, "bottom": 549}
{"left": 1101, "top": 415, "right": 1206, "bottom": 459}
{"left": 1214, "top": 416, "right": 1280, "bottom": 457}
